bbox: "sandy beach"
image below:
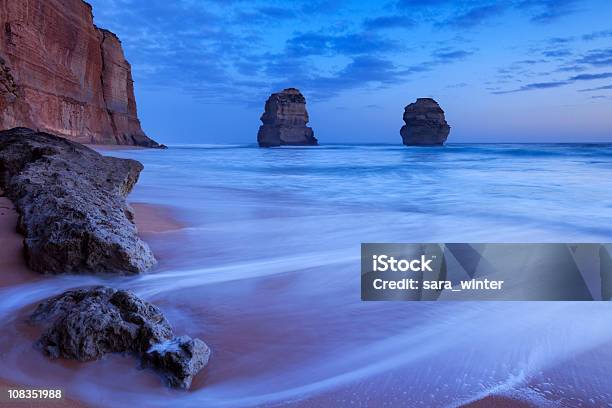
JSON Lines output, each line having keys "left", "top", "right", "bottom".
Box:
{"left": 0, "top": 195, "right": 41, "bottom": 288}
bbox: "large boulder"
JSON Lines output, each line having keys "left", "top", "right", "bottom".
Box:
{"left": 0, "top": 128, "right": 156, "bottom": 274}
{"left": 257, "top": 88, "right": 318, "bottom": 147}
{"left": 30, "top": 287, "right": 211, "bottom": 389}
{"left": 400, "top": 98, "right": 450, "bottom": 146}
{"left": 30, "top": 287, "right": 173, "bottom": 360}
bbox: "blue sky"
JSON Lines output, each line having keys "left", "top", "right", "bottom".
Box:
{"left": 87, "top": 0, "right": 612, "bottom": 144}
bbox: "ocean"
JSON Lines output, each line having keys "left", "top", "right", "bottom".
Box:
{"left": 1, "top": 144, "right": 612, "bottom": 407}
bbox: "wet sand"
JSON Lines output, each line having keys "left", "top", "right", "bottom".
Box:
{"left": 131, "top": 202, "right": 184, "bottom": 234}
{"left": 0, "top": 196, "right": 41, "bottom": 287}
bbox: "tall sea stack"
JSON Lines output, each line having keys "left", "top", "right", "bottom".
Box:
{"left": 257, "top": 88, "right": 318, "bottom": 147}
{"left": 0, "top": 0, "right": 161, "bottom": 147}
{"left": 400, "top": 98, "right": 450, "bottom": 146}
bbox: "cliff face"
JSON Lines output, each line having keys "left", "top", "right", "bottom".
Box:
{"left": 258, "top": 88, "right": 318, "bottom": 147}
{"left": 0, "top": 0, "right": 160, "bottom": 146}
{"left": 400, "top": 98, "right": 450, "bottom": 146}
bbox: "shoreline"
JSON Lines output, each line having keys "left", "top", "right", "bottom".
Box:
{"left": 85, "top": 144, "right": 149, "bottom": 151}
{"left": 0, "top": 197, "right": 184, "bottom": 407}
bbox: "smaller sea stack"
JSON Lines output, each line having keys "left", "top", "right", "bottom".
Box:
{"left": 257, "top": 88, "right": 318, "bottom": 147}
{"left": 400, "top": 98, "right": 450, "bottom": 146}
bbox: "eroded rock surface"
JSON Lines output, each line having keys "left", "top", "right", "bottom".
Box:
{"left": 143, "top": 335, "right": 211, "bottom": 389}
{"left": 257, "top": 88, "right": 318, "bottom": 147}
{"left": 30, "top": 287, "right": 211, "bottom": 389}
{"left": 400, "top": 98, "right": 450, "bottom": 146}
{"left": 0, "top": 0, "right": 161, "bottom": 147}
{"left": 30, "top": 287, "right": 173, "bottom": 360}
{"left": 0, "top": 128, "right": 155, "bottom": 274}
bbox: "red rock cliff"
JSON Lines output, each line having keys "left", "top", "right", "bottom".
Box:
{"left": 0, "top": 0, "right": 160, "bottom": 146}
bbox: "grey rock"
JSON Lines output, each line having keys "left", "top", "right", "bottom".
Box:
{"left": 30, "top": 287, "right": 211, "bottom": 389}
{"left": 143, "top": 335, "right": 211, "bottom": 389}
{"left": 257, "top": 88, "right": 318, "bottom": 147}
{"left": 29, "top": 287, "right": 173, "bottom": 360}
{"left": 0, "top": 127, "right": 155, "bottom": 274}
{"left": 400, "top": 98, "right": 450, "bottom": 146}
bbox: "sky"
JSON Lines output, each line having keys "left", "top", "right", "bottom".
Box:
{"left": 87, "top": 0, "right": 612, "bottom": 144}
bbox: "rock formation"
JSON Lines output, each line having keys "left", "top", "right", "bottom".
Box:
{"left": 0, "top": 0, "right": 161, "bottom": 147}
{"left": 143, "top": 335, "right": 211, "bottom": 389}
{"left": 257, "top": 88, "right": 318, "bottom": 147}
{"left": 400, "top": 98, "right": 450, "bottom": 146}
{"left": 0, "top": 128, "right": 156, "bottom": 274}
{"left": 30, "top": 287, "right": 211, "bottom": 389}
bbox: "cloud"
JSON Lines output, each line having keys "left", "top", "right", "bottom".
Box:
{"left": 494, "top": 71, "right": 612, "bottom": 94}
{"left": 257, "top": 6, "right": 296, "bottom": 19}
{"left": 432, "top": 48, "right": 474, "bottom": 62}
{"left": 576, "top": 48, "right": 612, "bottom": 67}
{"left": 543, "top": 49, "right": 572, "bottom": 58}
{"left": 86, "top": 0, "right": 601, "bottom": 106}
{"left": 515, "top": 0, "right": 580, "bottom": 23}
{"left": 547, "top": 36, "right": 574, "bottom": 44}
{"left": 363, "top": 15, "right": 415, "bottom": 30}
{"left": 493, "top": 80, "right": 569, "bottom": 94}
{"left": 582, "top": 29, "right": 612, "bottom": 41}
{"left": 285, "top": 32, "right": 396, "bottom": 57}
{"left": 569, "top": 73, "right": 612, "bottom": 81}
{"left": 437, "top": 4, "right": 506, "bottom": 28}
{"left": 578, "top": 84, "right": 612, "bottom": 92}
{"left": 395, "top": 0, "right": 455, "bottom": 9}
{"left": 235, "top": 6, "right": 297, "bottom": 24}
{"left": 277, "top": 56, "right": 413, "bottom": 100}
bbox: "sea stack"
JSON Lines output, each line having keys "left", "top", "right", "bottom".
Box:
{"left": 400, "top": 98, "right": 450, "bottom": 146}
{"left": 257, "top": 88, "right": 318, "bottom": 147}
{"left": 0, "top": 0, "right": 161, "bottom": 147}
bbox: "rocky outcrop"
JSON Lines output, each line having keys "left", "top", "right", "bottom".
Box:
{"left": 400, "top": 98, "right": 450, "bottom": 146}
{"left": 0, "top": 0, "right": 161, "bottom": 147}
{"left": 30, "top": 287, "right": 210, "bottom": 389}
{"left": 143, "top": 335, "right": 211, "bottom": 389}
{"left": 257, "top": 88, "right": 318, "bottom": 147}
{"left": 0, "top": 128, "right": 156, "bottom": 274}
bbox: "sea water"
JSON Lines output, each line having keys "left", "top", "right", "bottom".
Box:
{"left": 1, "top": 144, "right": 612, "bottom": 407}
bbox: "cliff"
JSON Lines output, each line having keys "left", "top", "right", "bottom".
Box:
{"left": 400, "top": 98, "right": 450, "bottom": 146}
{"left": 0, "top": 0, "right": 161, "bottom": 147}
{"left": 258, "top": 88, "right": 318, "bottom": 147}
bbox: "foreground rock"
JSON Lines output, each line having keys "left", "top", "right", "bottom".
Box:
{"left": 0, "top": 128, "right": 155, "bottom": 274}
{"left": 143, "top": 335, "right": 211, "bottom": 389}
{"left": 400, "top": 98, "right": 450, "bottom": 146}
{"left": 257, "top": 88, "right": 318, "bottom": 147}
{"left": 30, "top": 287, "right": 210, "bottom": 389}
{"left": 0, "top": 0, "right": 161, "bottom": 147}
